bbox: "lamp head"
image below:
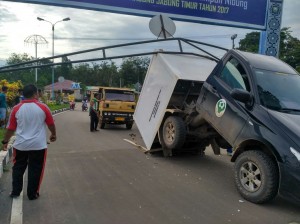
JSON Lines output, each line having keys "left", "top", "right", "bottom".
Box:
{"left": 37, "top": 17, "right": 44, "bottom": 21}
{"left": 63, "top": 17, "right": 71, "bottom": 21}
{"left": 231, "top": 34, "right": 238, "bottom": 40}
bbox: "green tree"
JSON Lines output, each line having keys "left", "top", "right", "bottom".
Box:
{"left": 56, "top": 56, "right": 72, "bottom": 80}
{"left": 1, "top": 54, "right": 151, "bottom": 89}
{"left": 279, "top": 27, "right": 300, "bottom": 70}
{"left": 238, "top": 28, "right": 300, "bottom": 72}
{"left": 0, "top": 53, "right": 34, "bottom": 84}
{"left": 0, "top": 53, "right": 53, "bottom": 87}
{"left": 238, "top": 32, "right": 260, "bottom": 53}
{"left": 36, "top": 58, "right": 52, "bottom": 88}
{"left": 71, "top": 63, "right": 92, "bottom": 84}
{"left": 119, "top": 57, "right": 150, "bottom": 88}
{"left": 6, "top": 53, "right": 33, "bottom": 65}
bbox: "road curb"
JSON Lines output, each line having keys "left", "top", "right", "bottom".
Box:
{"left": 0, "top": 108, "right": 69, "bottom": 179}
{"left": 0, "top": 136, "right": 15, "bottom": 178}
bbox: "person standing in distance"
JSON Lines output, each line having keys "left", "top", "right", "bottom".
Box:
{"left": 0, "top": 86, "right": 8, "bottom": 128}
{"left": 89, "top": 93, "right": 99, "bottom": 132}
{"left": 14, "top": 89, "right": 24, "bottom": 106}
{"left": 2, "top": 84, "right": 56, "bottom": 200}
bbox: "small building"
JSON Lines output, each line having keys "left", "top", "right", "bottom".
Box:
{"left": 44, "top": 80, "right": 82, "bottom": 100}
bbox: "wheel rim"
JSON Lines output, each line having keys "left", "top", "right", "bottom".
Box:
{"left": 165, "top": 122, "right": 175, "bottom": 143}
{"left": 239, "top": 161, "right": 262, "bottom": 192}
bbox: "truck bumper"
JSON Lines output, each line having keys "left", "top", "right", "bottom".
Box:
{"left": 102, "top": 112, "right": 134, "bottom": 124}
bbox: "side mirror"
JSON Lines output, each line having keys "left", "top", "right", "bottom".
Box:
{"left": 230, "top": 88, "right": 253, "bottom": 105}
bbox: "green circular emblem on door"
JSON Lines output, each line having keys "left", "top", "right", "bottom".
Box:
{"left": 215, "top": 99, "right": 227, "bottom": 117}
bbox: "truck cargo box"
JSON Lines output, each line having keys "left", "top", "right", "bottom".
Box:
{"left": 134, "top": 53, "right": 217, "bottom": 149}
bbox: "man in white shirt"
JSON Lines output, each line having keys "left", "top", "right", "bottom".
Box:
{"left": 2, "top": 84, "right": 56, "bottom": 200}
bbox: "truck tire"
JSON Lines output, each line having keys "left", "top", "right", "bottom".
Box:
{"left": 234, "top": 150, "right": 279, "bottom": 204}
{"left": 100, "top": 122, "right": 105, "bottom": 129}
{"left": 158, "top": 126, "right": 167, "bottom": 149}
{"left": 162, "top": 116, "right": 186, "bottom": 150}
{"left": 126, "top": 123, "right": 133, "bottom": 130}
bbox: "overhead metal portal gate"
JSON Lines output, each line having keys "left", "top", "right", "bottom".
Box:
{"left": 3, "top": 0, "right": 283, "bottom": 57}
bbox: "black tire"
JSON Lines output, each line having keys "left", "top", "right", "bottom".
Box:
{"left": 162, "top": 116, "right": 186, "bottom": 150}
{"left": 158, "top": 126, "right": 167, "bottom": 149}
{"left": 126, "top": 123, "right": 133, "bottom": 130}
{"left": 234, "top": 150, "right": 279, "bottom": 204}
{"left": 100, "top": 122, "right": 105, "bottom": 129}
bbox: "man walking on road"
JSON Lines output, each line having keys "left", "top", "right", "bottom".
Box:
{"left": 2, "top": 84, "right": 56, "bottom": 200}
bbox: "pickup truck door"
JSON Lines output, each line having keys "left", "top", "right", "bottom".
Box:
{"left": 198, "top": 56, "right": 251, "bottom": 145}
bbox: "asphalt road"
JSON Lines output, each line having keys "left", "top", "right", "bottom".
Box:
{"left": 1, "top": 107, "right": 300, "bottom": 224}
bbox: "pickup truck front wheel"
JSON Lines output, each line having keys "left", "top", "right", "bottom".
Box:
{"left": 162, "top": 116, "right": 186, "bottom": 150}
{"left": 234, "top": 150, "right": 279, "bottom": 204}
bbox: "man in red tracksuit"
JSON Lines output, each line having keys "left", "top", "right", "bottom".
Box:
{"left": 2, "top": 84, "right": 57, "bottom": 200}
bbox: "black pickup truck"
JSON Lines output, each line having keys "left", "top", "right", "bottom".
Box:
{"left": 134, "top": 49, "right": 300, "bottom": 204}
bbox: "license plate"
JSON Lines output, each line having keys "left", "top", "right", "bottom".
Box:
{"left": 115, "top": 117, "right": 125, "bottom": 121}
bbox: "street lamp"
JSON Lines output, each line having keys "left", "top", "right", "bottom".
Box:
{"left": 231, "top": 34, "right": 238, "bottom": 49}
{"left": 37, "top": 16, "right": 70, "bottom": 100}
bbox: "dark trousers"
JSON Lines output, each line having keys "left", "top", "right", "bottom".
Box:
{"left": 12, "top": 148, "right": 47, "bottom": 198}
{"left": 90, "top": 110, "right": 99, "bottom": 131}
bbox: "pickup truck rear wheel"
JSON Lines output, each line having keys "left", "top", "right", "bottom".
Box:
{"left": 234, "top": 150, "right": 279, "bottom": 204}
{"left": 162, "top": 116, "right": 186, "bottom": 150}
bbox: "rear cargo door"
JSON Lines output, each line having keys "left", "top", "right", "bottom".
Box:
{"left": 134, "top": 54, "right": 216, "bottom": 150}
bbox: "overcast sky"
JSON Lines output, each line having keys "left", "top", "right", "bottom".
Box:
{"left": 0, "top": 0, "right": 299, "bottom": 66}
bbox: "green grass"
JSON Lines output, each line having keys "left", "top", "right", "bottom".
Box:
{"left": 0, "top": 128, "right": 5, "bottom": 151}
{"left": 0, "top": 129, "right": 4, "bottom": 141}
{"left": 47, "top": 103, "right": 69, "bottom": 111}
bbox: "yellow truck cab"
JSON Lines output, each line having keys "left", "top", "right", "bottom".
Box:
{"left": 92, "top": 87, "right": 136, "bottom": 130}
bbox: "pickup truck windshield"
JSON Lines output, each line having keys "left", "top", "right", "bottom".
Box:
{"left": 255, "top": 69, "right": 300, "bottom": 111}
{"left": 105, "top": 90, "right": 135, "bottom": 102}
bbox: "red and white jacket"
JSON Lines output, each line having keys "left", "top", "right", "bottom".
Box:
{"left": 7, "top": 99, "right": 54, "bottom": 150}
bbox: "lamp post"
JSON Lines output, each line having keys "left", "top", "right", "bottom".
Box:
{"left": 24, "top": 35, "right": 48, "bottom": 85}
{"left": 231, "top": 34, "right": 237, "bottom": 49}
{"left": 37, "top": 17, "right": 70, "bottom": 100}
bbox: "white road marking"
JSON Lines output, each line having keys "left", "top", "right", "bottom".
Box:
{"left": 10, "top": 191, "right": 23, "bottom": 224}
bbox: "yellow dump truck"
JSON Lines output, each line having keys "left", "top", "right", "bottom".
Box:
{"left": 91, "top": 87, "right": 136, "bottom": 130}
